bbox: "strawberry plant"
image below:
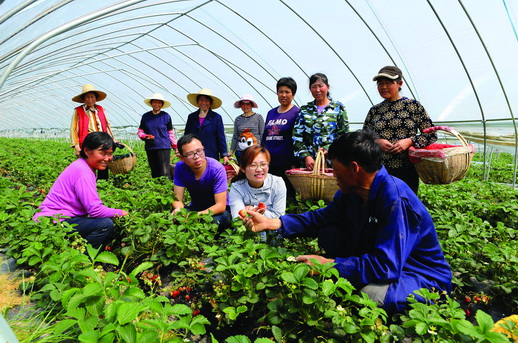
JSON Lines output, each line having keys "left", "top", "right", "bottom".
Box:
{"left": 0, "top": 138, "right": 516, "bottom": 342}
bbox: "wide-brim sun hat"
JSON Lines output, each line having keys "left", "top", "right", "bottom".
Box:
{"left": 72, "top": 84, "right": 107, "bottom": 103}
{"left": 372, "top": 66, "right": 403, "bottom": 81}
{"left": 186, "top": 88, "right": 222, "bottom": 109}
{"left": 144, "top": 93, "right": 171, "bottom": 109}
{"left": 233, "top": 94, "right": 258, "bottom": 108}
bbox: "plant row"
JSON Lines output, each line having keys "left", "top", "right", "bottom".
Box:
{"left": 0, "top": 137, "right": 516, "bottom": 342}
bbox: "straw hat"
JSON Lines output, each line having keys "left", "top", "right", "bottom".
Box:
{"left": 186, "top": 88, "right": 222, "bottom": 109}
{"left": 144, "top": 93, "right": 171, "bottom": 109}
{"left": 234, "top": 94, "right": 258, "bottom": 108}
{"left": 72, "top": 84, "right": 107, "bottom": 103}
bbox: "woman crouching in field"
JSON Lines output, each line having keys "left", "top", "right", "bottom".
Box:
{"left": 33, "top": 132, "right": 128, "bottom": 248}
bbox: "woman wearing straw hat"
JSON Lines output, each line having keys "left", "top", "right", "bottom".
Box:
{"left": 184, "top": 88, "right": 229, "bottom": 164}
{"left": 229, "top": 94, "right": 264, "bottom": 164}
{"left": 138, "top": 93, "right": 178, "bottom": 179}
{"left": 70, "top": 83, "right": 115, "bottom": 180}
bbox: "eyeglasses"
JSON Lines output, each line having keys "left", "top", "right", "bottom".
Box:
{"left": 247, "top": 162, "right": 269, "bottom": 170}
{"left": 183, "top": 148, "right": 205, "bottom": 159}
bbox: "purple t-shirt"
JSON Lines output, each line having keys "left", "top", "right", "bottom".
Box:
{"left": 33, "top": 158, "right": 123, "bottom": 221}
{"left": 261, "top": 105, "right": 300, "bottom": 170}
{"left": 174, "top": 157, "right": 228, "bottom": 211}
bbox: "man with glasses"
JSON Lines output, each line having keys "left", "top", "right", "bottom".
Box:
{"left": 172, "top": 134, "right": 231, "bottom": 232}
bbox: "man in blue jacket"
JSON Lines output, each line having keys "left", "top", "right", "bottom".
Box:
{"left": 242, "top": 129, "right": 452, "bottom": 314}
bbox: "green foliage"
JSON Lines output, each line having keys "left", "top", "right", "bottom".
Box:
{"left": 419, "top": 179, "right": 518, "bottom": 311}
{"left": 470, "top": 152, "right": 517, "bottom": 184}
{"left": 390, "top": 289, "right": 511, "bottom": 343}
{"left": 0, "top": 138, "right": 516, "bottom": 342}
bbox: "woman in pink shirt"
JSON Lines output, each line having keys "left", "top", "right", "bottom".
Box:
{"left": 33, "top": 132, "right": 129, "bottom": 248}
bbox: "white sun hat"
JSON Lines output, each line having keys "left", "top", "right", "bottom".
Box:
{"left": 144, "top": 93, "right": 171, "bottom": 108}
{"left": 233, "top": 94, "right": 258, "bottom": 108}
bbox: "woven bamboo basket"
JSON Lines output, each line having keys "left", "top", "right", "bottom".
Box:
{"left": 286, "top": 151, "right": 339, "bottom": 202}
{"left": 408, "top": 126, "right": 475, "bottom": 185}
{"left": 224, "top": 158, "right": 240, "bottom": 183}
{"left": 108, "top": 143, "right": 136, "bottom": 175}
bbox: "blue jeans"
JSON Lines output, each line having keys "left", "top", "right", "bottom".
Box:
{"left": 65, "top": 217, "right": 114, "bottom": 248}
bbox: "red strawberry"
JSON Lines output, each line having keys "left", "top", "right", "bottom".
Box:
{"left": 464, "top": 296, "right": 471, "bottom": 303}
{"left": 257, "top": 202, "right": 266, "bottom": 210}
{"left": 105, "top": 246, "right": 111, "bottom": 251}
{"left": 126, "top": 277, "right": 131, "bottom": 282}
{"left": 185, "top": 295, "right": 191, "bottom": 300}
{"left": 238, "top": 209, "right": 247, "bottom": 218}
{"left": 185, "top": 287, "right": 192, "bottom": 292}
{"left": 171, "top": 290, "right": 180, "bottom": 298}
{"left": 474, "top": 296, "right": 481, "bottom": 303}
{"left": 151, "top": 275, "right": 158, "bottom": 281}
{"left": 465, "top": 309, "right": 471, "bottom": 316}
{"left": 192, "top": 309, "right": 200, "bottom": 316}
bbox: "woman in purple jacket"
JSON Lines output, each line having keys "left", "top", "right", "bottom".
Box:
{"left": 33, "top": 132, "right": 129, "bottom": 248}
{"left": 138, "top": 93, "right": 177, "bottom": 179}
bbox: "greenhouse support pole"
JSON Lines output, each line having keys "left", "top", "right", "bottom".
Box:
{"left": 0, "top": 0, "right": 38, "bottom": 26}
{"left": 0, "top": 0, "right": 146, "bottom": 91}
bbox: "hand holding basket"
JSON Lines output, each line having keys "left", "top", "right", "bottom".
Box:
{"left": 286, "top": 150, "right": 339, "bottom": 202}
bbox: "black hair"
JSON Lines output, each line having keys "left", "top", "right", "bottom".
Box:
{"left": 196, "top": 94, "right": 213, "bottom": 105}
{"left": 328, "top": 129, "right": 382, "bottom": 173}
{"left": 177, "top": 133, "right": 202, "bottom": 155}
{"left": 80, "top": 132, "right": 116, "bottom": 158}
{"left": 309, "top": 73, "right": 331, "bottom": 99}
{"left": 276, "top": 77, "right": 297, "bottom": 95}
{"left": 81, "top": 91, "right": 98, "bottom": 102}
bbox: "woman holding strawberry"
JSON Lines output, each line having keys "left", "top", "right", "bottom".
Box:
{"left": 137, "top": 93, "right": 177, "bottom": 179}
{"left": 229, "top": 146, "right": 287, "bottom": 240}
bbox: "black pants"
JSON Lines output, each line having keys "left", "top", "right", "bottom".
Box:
{"left": 146, "top": 149, "right": 172, "bottom": 179}
{"left": 386, "top": 165, "right": 419, "bottom": 195}
{"left": 97, "top": 168, "right": 109, "bottom": 180}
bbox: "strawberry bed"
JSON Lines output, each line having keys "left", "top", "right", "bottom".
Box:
{"left": 0, "top": 137, "right": 516, "bottom": 342}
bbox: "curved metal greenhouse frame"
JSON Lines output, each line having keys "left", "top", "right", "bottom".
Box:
{"left": 1, "top": 0, "right": 517, "bottom": 184}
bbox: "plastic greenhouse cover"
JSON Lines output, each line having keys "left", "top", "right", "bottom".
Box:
{"left": 0, "top": 0, "right": 516, "bottom": 147}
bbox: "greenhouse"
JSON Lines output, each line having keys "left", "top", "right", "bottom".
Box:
{"left": 0, "top": 1, "right": 517, "bottom": 342}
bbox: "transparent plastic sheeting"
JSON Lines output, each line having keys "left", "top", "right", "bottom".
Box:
{"left": 0, "top": 0, "right": 517, "bottom": 142}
